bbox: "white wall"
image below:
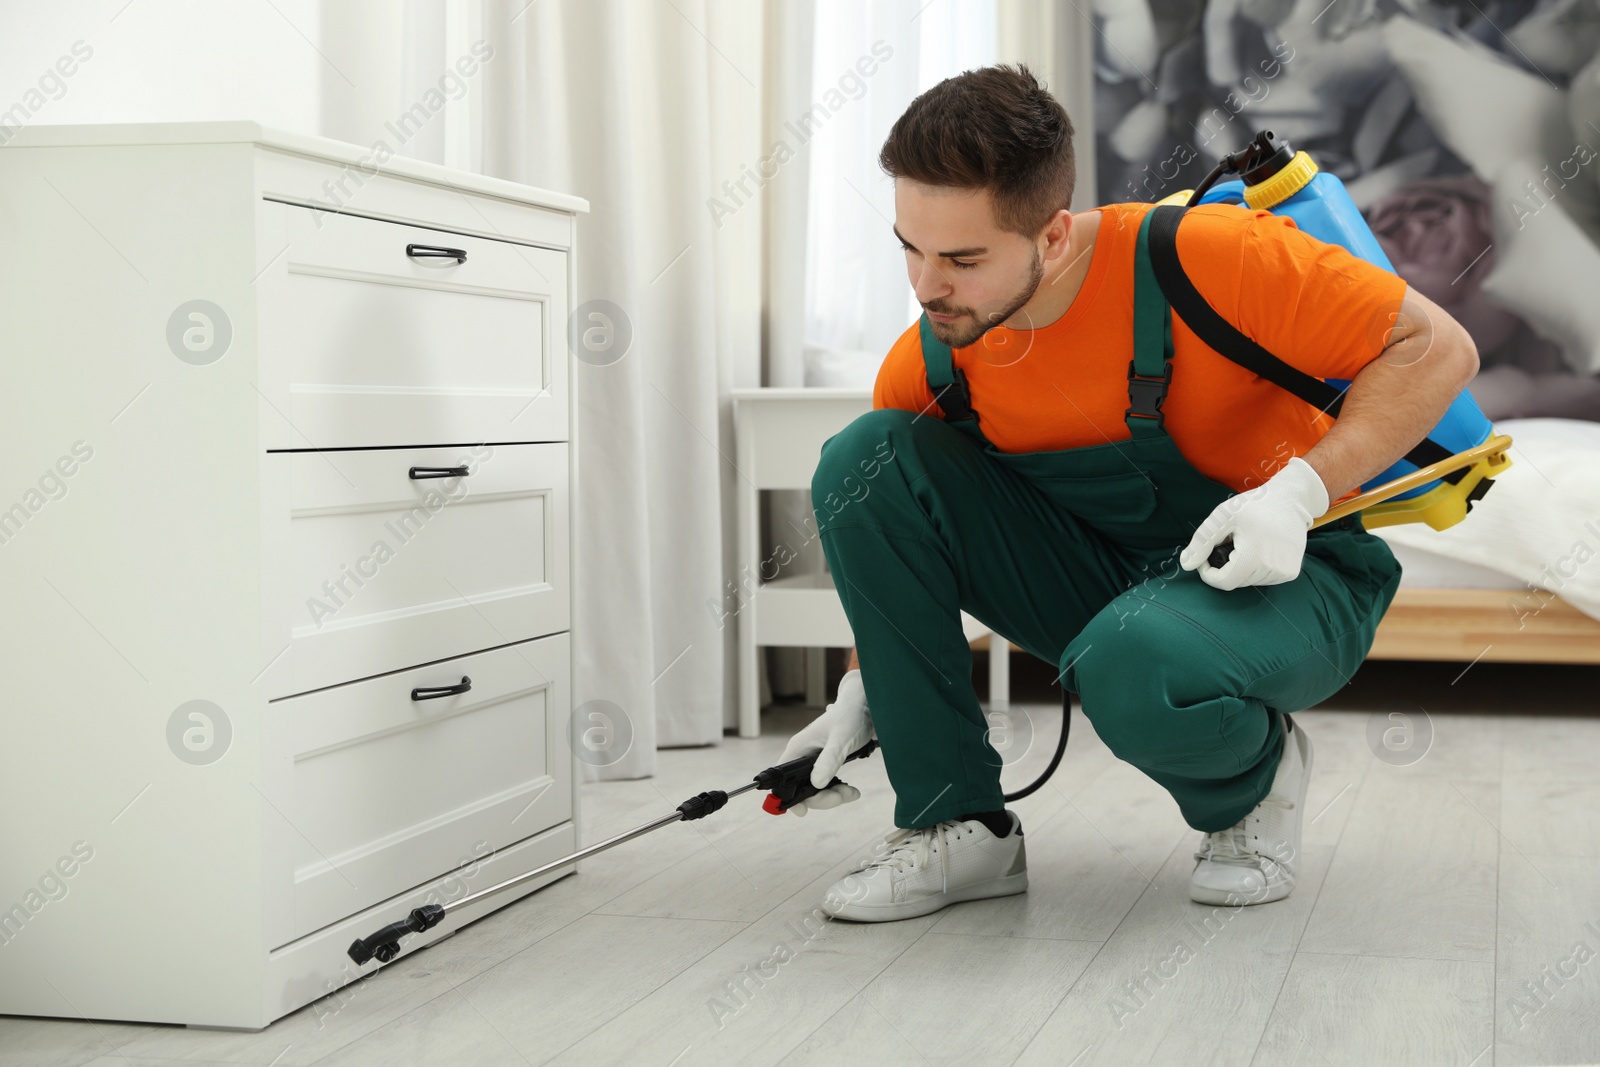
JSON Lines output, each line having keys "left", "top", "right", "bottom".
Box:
{"left": 0, "top": 0, "right": 324, "bottom": 140}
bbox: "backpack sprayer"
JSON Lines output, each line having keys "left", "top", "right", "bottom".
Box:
{"left": 348, "top": 129, "right": 1511, "bottom": 972}
{"left": 1176, "top": 130, "right": 1513, "bottom": 568}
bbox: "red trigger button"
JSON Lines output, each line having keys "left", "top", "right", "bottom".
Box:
{"left": 762, "top": 793, "right": 785, "bottom": 815}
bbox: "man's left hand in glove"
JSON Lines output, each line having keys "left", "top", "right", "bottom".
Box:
{"left": 1179, "top": 455, "right": 1330, "bottom": 591}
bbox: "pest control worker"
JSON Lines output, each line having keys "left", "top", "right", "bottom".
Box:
{"left": 779, "top": 64, "right": 1479, "bottom": 922}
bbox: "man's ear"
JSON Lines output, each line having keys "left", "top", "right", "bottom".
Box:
{"left": 1039, "top": 208, "right": 1073, "bottom": 264}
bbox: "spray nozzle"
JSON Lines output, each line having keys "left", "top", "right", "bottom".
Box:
{"left": 1233, "top": 131, "right": 1297, "bottom": 187}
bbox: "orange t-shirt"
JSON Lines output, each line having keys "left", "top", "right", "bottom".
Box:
{"left": 873, "top": 200, "right": 1409, "bottom": 503}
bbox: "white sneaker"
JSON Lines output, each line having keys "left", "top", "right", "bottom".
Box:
{"left": 1189, "top": 713, "right": 1313, "bottom": 907}
{"left": 821, "top": 812, "right": 1027, "bottom": 922}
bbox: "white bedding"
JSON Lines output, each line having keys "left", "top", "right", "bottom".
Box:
{"left": 1369, "top": 418, "right": 1600, "bottom": 622}
{"left": 1383, "top": 539, "right": 1523, "bottom": 590}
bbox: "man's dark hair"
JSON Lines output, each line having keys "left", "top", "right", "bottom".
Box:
{"left": 878, "top": 63, "right": 1075, "bottom": 240}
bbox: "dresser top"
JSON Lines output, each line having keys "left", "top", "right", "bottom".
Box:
{"left": 2, "top": 121, "right": 589, "bottom": 215}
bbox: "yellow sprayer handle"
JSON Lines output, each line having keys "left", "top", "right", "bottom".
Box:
{"left": 1313, "top": 434, "right": 1513, "bottom": 528}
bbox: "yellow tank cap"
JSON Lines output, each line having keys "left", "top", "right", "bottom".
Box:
{"left": 1243, "top": 151, "right": 1319, "bottom": 211}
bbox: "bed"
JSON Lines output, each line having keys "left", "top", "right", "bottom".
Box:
{"left": 1359, "top": 417, "right": 1600, "bottom": 666}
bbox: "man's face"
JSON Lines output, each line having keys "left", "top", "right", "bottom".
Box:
{"left": 894, "top": 181, "right": 1051, "bottom": 349}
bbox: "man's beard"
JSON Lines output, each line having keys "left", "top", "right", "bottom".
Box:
{"left": 923, "top": 247, "right": 1045, "bottom": 349}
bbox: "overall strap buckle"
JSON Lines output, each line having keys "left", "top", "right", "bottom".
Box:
{"left": 933, "top": 364, "right": 978, "bottom": 424}
{"left": 1126, "top": 358, "right": 1172, "bottom": 427}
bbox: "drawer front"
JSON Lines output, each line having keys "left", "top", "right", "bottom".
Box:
{"left": 257, "top": 201, "right": 569, "bottom": 450}
{"left": 264, "top": 442, "right": 569, "bottom": 700}
{"left": 265, "top": 633, "right": 572, "bottom": 944}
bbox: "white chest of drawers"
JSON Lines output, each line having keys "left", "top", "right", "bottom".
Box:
{"left": 0, "top": 122, "right": 586, "bottom": 1028}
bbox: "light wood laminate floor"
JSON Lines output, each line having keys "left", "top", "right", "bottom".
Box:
{"left": 5, "top": 661, "right": 1599, "bottom": 1067}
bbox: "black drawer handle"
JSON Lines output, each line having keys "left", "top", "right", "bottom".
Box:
{"left": 409, "top": 465, "right": 470, "bottom": 479}
{"left": 406, "top": 242, "right": 467, "bottom": 264}
{"left": 412, "top": 676, "right": 471, "bottom": 701}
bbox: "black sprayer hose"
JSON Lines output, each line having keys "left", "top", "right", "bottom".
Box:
{"left": 1185, "top": 157, "right": 1235, "bottom": 207}
{"left": 1002, "top": 685, "right": 1072, "bottom": 803}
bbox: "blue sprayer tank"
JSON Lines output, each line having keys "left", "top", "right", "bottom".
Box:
{"left": 1189, "top": 132, "right": 1496, "bottom": 504}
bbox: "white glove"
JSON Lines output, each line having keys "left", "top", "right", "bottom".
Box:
{"left": 1179, "top": 456, "right": 1330, "bottom": 590}
{"left": 777, "top": 669, "right": 874, "bottom": 816}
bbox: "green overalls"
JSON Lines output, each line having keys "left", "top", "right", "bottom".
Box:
{"left": 812, "top": 208, "right": 1404, "bottom": 832}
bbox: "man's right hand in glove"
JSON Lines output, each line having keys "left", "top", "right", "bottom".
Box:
{"left": 777, "top": 668, "right": 874, "bottom": 816}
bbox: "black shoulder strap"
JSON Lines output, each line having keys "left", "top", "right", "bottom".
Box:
{"left": 1144, "top": 204, "right": 1459, "bottom": 478}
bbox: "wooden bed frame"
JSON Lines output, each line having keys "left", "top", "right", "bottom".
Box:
{"left": 972, "top": 587, "right": 1600, "bottom": 667}
{"left": 1364, "top": 587, "right": 1600, "bottom": 665}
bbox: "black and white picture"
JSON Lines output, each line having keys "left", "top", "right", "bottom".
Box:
{"left": 1094, "top": 0, "right": 1600, "bottom": 420}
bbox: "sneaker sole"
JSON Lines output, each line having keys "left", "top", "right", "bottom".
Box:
{"left": 823, "top": 871, "right": 1029, "bottom": 923}
{"left": 1189, "top": 715, "right": 1314, "bottom": 908}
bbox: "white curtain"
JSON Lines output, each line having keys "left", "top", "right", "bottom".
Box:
{"left": 805, "top": 1, "right": 998, "bottom": 353}
{"left": 507, "top": 0, "right": 768, "bottom": 772}
{"left": 803, "top": 3, "right": 924, "bottom": 358}
{"left": 794, "top": 1, "right": 1001, "bottom": 367}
